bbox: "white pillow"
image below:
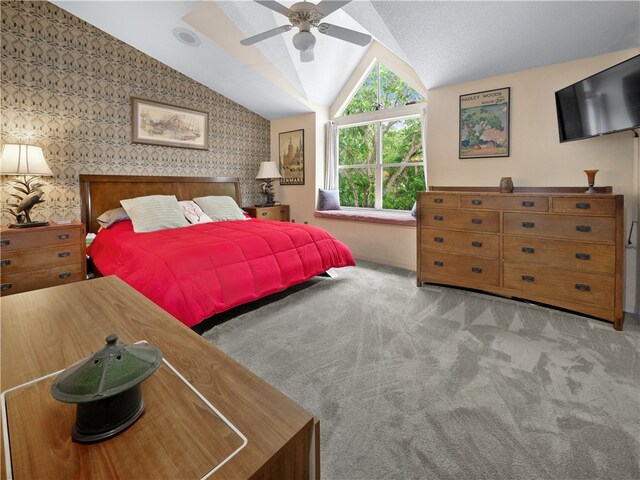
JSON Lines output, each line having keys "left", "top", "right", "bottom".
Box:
{"left": 193, "top": 196, "right": 249, "bottom": 222}
{"left": 179, "top": 200, "right": 213, "bottom": 224}
{"left": 120, "top": 195, "right": 190, "bottom": 233}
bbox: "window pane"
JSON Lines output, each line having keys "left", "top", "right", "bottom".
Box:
{"left": 338, "top": 124, "right": 377, "bottom": 166}
{"left": 382, "top": 117, "right": 423, "bottom": 164}
{"left": 379, "top": 64, "right": 425, "bottom": 109}
{"left": 342, "top": 65, "right": 378, "bottom": 115}
{"left": 382, "top": 165, "right": 426, "bottom": 210}
{"left": 339, "top": 168, "right": 375, "bottom": 208}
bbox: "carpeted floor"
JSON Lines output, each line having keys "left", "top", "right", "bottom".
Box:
{"left": 203, "top": 261, "right": 640, "bottom": 480}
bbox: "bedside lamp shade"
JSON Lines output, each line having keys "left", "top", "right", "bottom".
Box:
{"left": 256, "top": 161, "right": 281, "bottom": 180}
{"left": 1, "top": 144, "right": 53, "bottom": 228}
{"left": 0, "top": 144, "right": 53, "bottom": 176}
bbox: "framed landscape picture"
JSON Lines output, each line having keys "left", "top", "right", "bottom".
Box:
{"left": 279, "top": 129, "right": 305, "bottom": 185}
{"left": 131, "top": 97, "right": 209, "bottom": 150}
{"left": 459, "top": 87, "right": 510, "bottom": 158}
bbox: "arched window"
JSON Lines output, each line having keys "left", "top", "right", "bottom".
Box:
{"left": 336, "top": 63, "right": 426, "bottom": 211}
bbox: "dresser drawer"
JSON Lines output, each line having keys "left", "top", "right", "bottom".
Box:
{"left": 1, "top": 264, "right": 84, "bottom": 296}
{"left": 503, "top": 213, "right": 615, "bottom": 242}
{"left": 1, "top": 245, "right": 83, "bottom": 273}
{"left": 503, "top": 263, "right": 614, "bottom": 308}
{"left": 419, "top": 193, "right": 459, "bottom": 208}
{"left": 421, "top": 208, "right": 500, "bottom": 232}
{"left": 0, "top": 228, "right": 82, "bottom": 252}
{"left": 460, "top": 195, "right": 548, "bottom": 212}
{"left": 421, "top": 250, "right": 499, "bottom": 286}
{"left": 256, "top": 206, "right": 289, "bottom": 221}
{"left": 421, "top": 227, "right": 499, "bottom": 258}
{"left": 552, "top": 197, "right": 616, "bottom": 216}
{"left": 503, "top": 236, "right": 615, "bottom": 274}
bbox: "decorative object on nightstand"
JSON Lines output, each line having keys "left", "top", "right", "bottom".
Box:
{"left": 0, "top": 144, "right": 53, "bottom": 228}
{"left": 51, "top": 333, "right": 163, "bottom": 443}
{"left": 499, "top": 176, "right": 514, "bottom": 193}
{"left": 256, "top": 161, "right": 281, "bottom": 206}
{"left": 584, "top": 169, "right": 599, "bottom": 194}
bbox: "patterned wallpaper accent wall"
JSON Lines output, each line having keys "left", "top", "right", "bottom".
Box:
{"left": 0, "top": 1, "right": 270, "bottom": 224}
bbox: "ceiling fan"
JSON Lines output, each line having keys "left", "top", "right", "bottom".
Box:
{"left": 240, "top": 0, "right": 372, "bottom": 62}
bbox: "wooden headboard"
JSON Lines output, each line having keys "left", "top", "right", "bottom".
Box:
{"left": 79, "top": 175, "right": 242, "bottom": 234}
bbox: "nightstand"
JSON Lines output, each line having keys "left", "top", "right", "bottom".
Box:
{"left": 243, "top": 205, "right": 290, "bottom": 222}
{"left": 0, "top": 222, "right": 86, "bottom": 296}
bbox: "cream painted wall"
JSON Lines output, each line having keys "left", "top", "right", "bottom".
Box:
{"left": 427, "top": 47, "right": 640, "bottom": 314}
{"left": 270, "top": 48, "right": 640, "bottom": 312}
{"left": 270, "top": 112, "right": 318, "bottom": 224}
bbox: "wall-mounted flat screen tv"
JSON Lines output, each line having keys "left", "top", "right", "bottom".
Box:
{"left": 555, "top": 54, "right": 640, "bottom": 143}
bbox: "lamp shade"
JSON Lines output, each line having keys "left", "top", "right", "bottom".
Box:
{"left": 0, "top": 144, "right": 53, "bottom": 176}
{"left": 256, "top": 161, "right": 281, "bottom": 179}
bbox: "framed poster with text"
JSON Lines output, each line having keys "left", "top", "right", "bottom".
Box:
{"left": 459, "top": 87, "right": 510, "bottom": 159}
{"left": 279, "top": 129, "right": 305, "bottom": 185}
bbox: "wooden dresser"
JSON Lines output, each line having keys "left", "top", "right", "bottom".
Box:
{"left": 0, "top": 222, "right": 86, "bottom": 296}
{"left": 244, "top": 205, "right": 290, "bottom": 222}
{"left": 417, "top": 188, "right": 625, "bottom": 330}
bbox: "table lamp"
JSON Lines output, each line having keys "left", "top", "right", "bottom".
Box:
{"left": 1, "top": 144, "right": 53, "bottom": 228}
{"left": 256, "top": 161, "right": 281, "bottom": 206}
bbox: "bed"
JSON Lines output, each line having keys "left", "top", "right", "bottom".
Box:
{"left": 81, "top": 175, "right": 355, "bottom": 328}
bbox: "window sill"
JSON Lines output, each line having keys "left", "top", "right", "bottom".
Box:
{"left": 314, "top": 209, "right": 416, "bottom": 227}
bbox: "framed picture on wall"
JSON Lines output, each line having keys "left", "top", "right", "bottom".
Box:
{"left": 279, "top": 129, "right": 305, "bottom": 185}
{"left": 459, "top": 87, "right": 510, "bottom": 159}
{"left": 131, "top": 97, "right": 209, "bottom": 150}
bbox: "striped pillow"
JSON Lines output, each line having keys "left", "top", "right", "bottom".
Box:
{"left": 193, "top": 196, "right": 248, "bottom": 222}
{"left": 120, "top": 195, "right": 190, "bottom": 232}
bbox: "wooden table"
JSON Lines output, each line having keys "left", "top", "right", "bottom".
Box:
{"left": 1, "top": 276, "right": 318, "bottom": 479}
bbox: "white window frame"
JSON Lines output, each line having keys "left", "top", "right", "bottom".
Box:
{"left": 336, "top": 103, "right": 426, "bottom": 211}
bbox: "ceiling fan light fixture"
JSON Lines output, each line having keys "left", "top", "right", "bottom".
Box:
{"left": 293, "top": 30, "right": 316, "bottom": 51}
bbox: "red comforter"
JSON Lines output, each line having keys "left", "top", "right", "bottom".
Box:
{"left": 87, "top": 219, "right": 355, "bottom": 327}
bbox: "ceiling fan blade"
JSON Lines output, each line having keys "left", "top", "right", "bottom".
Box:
{"left": 317, "top": 23, "right": 371, "bottom": 46}
{"left": 315, "top": 0, "right": 351, "bottom": 17}
{"left": 255, "top": 0, "right": 292, "bottom": 17}
{"left": 240, "top": 25, "right": 292, "bottom": 46}
{"left": 300, "top": 49, "right": 314, "bottom": 62}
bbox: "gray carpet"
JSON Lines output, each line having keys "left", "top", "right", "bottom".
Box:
{"left": 203, "top": 261, "right": 640, "bottom": 480}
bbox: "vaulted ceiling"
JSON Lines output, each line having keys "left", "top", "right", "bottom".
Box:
{"left": 54, "top": 1, "right": 640, "bottom": 120}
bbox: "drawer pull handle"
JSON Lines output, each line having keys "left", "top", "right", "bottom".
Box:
{"left": 575, "top": 202, "right": 591, "bottom": 209}
{"left": 1, "top": 283, "right": 12, "bottom": 291}
{"left": 433, "top": 198, "right": 443, "bottom": 204}
{"left": 0, "top": 259, "right": 11, "bottom": 266}
{"left": 434, "top": 215, "right": 444, "bottom": 221}
{"left": 471, "top": 267, "right": 483, "bottom": 273}
{"left": 575, "top": 283, "right": 591, "bottom": 292}
{"left": 522, "top": 275, "right": 535, "bottom": 282}
{"left": 434, "top": 237, "right": 444, "bottom": 243}
{"left": 576, "top": 225, "right": 591, "bottom": 232}
{"left": 471, "top": 199, "right": 483, "bottom": 206}
{"left": 471, "top": 218, "right": 482, "bottom": 224}
{"left": 522, "top": 201, "right": 535, "bottom": 207}
{"left": 58, "top": 272, "right": 72, "bottom": 279}
{"left": 0, "top": 240, "right": 10, "bottom": 247}
{"left": 522, "top": 222, "right": 535, "bottom": 228}
{"left": 58, "top": 233, "right": 70, "bottom": 240}
{"left": 521, "top": 247, "right": 535, "bottom": 254}
{"left": 58, "top": 251, "right": 71, "bottom": 258}
{"left": 433, "top": 261, "right": 444, "bottom": 267}
{"left": 575, "top": 253, "right": 591, "bottom": 261}
{"left": 471, "top": 241, "right": 483, "bottom": 248}
{"left": 261, "top": 212, "right": 268, "bottom": 216}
